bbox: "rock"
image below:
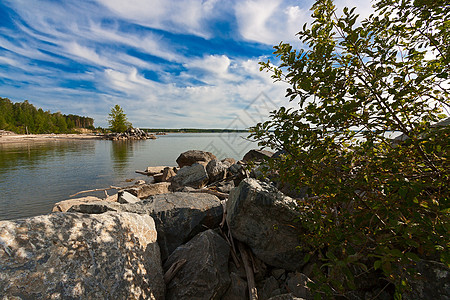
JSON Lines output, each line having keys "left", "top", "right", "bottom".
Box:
{"left": 118, "top": 190, "right": 140, "bottom": 204}
{"left": 52, "top": 196, "right": 102, "bottom": 212}
{"left": 67, "top": 192, "right": 224, "bottom": 261}
{"left": 153, "top": 173, "right": 164, "bottom": 183}
{"left": 286, "top": 272, "right": 313, "bottom": 300}
{"left": 134, "top": 179, "right": 146, "bottom": 185}
{"left": 145, "top": 166, "right": 168, "bottom": 175}
{"left": 214, "top": 180, "right": 235, "bottom": 193}
{"left": 260, "top": 276, "right": 281, "bottom": 300}
{"left": 162, "top": 167, "right": 177, "bottom": 182}
{"left": 68, "top": 200, "right": 123, "bottom": 214}
{"left": 243, "top": 149, "right": 274, "bottom": 162}
{"left": 206, "top": 159, "right": 229, "bottom": 183}
{"left": 52, "top": 194, "right": 118, "bottom": 212}
{"left": 228, "top": 163, "right": 248, "bottom": 186}
{"left": 141, "top": 192, "right": 223, "bottom": 260}
{"left": 222, "top": 272, "right": 248, "bottom": 300}
{"left": 171, "top": 163, "right": 209, "bottom": 189}
{"left": 221, "top": 157, "right": 236, "bottom": 166}
{"left": 403, "top": 260, "right": 450, "bottom": 300}
{"left": 226, "top": 178, "right": 306, "bottom": 271}
{"left": 0, "top": 212, "right": 164, "bottom": 299}
{"left": 176, "top": 150, "right": 216, "bottom": 168}
{"left": 164, "top": 229, "right": 231, "bottom": 300}
{"left": 124, "top": 182, "right": 171, "bottom": 198}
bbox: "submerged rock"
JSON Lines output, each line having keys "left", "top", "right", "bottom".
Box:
{"left": 0, "top": 212, "right": 165, "bottom": 299}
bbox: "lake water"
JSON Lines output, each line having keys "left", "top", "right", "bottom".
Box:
{"left": 0, "top": 133, "right": 257, "bottom": 221}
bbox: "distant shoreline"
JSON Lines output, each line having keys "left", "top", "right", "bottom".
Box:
{"left": 0, "top": 133, "right": 103, "bottom": 144}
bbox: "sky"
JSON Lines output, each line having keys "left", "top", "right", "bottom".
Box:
{"left": 0, "top": 0, "right": 373, "bottom": 129}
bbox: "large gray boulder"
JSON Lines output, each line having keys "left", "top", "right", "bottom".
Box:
{"left": 226, "top": 178, "right": 306, "bottom": 271}
{"left": 140, "top": 193, "right": 223, "bottom": 260}
{"left": 68, "top": 192, "right": 224, "bottom": 261}
{"left": 0, "top": 212, "right": 164, "bottom": 299}
{"left": 222, "top": 272, "right": 248, "bottom": 300}
{"left": 171, "top": 163, "right": 209, "bottom": 189}
{"left": 164, "top": 229, "right": 231, "bottom": 300}
{"left": 403, "top": 260, "right": 450, "bottom": 300}
{"left": 176, "top": 150, "right": 216, "bottom": 168}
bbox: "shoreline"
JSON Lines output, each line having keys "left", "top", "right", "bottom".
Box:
{"left": 0, "top": 133, "right": 104, "bottom": 144}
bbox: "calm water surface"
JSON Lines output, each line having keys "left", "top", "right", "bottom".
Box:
{"left": 0, "top": 133, "right": 256, "bottom": 220}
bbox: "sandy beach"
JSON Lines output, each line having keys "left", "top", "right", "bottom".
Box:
{"left": 0, "top": 133, "right": 104, "bottom": 144}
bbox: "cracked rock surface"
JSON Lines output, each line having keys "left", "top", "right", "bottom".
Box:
{"left": 0, "top": 211, "right": 164, "bottom": 299}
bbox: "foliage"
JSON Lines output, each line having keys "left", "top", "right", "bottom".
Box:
{"left": 107, "top": 104, "right": 132, "bottom": 133}
{"left": 0, "top": 97, "right": 94, "bottom": 134}
{"left": 251, "top": 0, "right": 449, "bottom": 297}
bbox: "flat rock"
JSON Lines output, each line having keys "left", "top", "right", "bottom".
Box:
{"left": 52, "top": 195, "right": 117, "bottom": 212}
{"left": 226, "top": 178, "right": 306, "bottom": 271}
{"left": 164, "top": 229, "right": 231, "bottom": 300}
{"left": 176, "top": 150, "right": 216, "bottom": 168}
{"left": 0, "top": 212, "right": 164, "bottom": 299}
{"left": 146, "top": 166, "right": 170, "bottom": 175}
{"left": 124, "top": 182, "right": 171, "bottom": 198}
{"left": 118, "top": 190, "right": 140, "bottom": 204}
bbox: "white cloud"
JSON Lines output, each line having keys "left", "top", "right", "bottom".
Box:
{"left": 235, "top": 0, "right": 311, "bottom": 45}
{"left": 95, "top": 0, "right": 220, "bottom": 38}
{"left": 234, "top": 0, "right": 374, "bottom": 45}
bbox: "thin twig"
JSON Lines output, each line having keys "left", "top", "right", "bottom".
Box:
{"left": 70, "top": 186, "right": 123, "bottom": 198}
{"left": 238, "top": 241, "right": 258, "bottom": 300}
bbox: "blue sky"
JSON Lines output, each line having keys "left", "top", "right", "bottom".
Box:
{"left": 0, "top": 0, "right": 373, "bottom": 128}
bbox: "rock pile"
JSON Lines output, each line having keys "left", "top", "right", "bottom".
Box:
{"left": 105, "top": 127, "right": 156, "bottom": 140}
{"left": 1, "top": 149, "right": 448, "bottom": 299}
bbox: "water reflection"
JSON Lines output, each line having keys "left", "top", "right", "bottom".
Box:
{"left": 0, "top": 141, "right": 95, "bottom": 174}
{"left": 110, "top": 141, "right": 134, "bottom": 173}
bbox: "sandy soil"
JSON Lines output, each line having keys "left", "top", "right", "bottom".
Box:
{"left": 0, "top": 133, "right": 104, "bottom": 144}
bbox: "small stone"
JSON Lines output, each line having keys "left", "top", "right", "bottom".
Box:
{"left": 118, "top": 191, "right": 140, "bottom": 204}
{"left": 162, "top": 167, "right": 177, "bottom": 182}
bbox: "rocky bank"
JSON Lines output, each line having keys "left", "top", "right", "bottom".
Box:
{"left": 1, "top": 149, "right": 448, "bottom": 299}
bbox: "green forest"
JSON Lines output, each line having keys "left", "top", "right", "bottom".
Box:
{"left": 0, "top": 97, "right": 94, "bottom": 134}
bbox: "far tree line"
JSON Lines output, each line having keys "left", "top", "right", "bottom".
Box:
{"left": 0, "top": 97, "right": 94, "bottom": 134}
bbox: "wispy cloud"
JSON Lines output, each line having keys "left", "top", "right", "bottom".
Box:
{"left": 0, "top": 0, "right": 374, "bottom": 128}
